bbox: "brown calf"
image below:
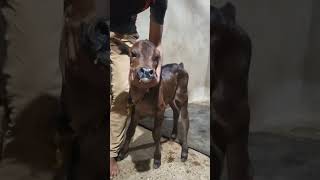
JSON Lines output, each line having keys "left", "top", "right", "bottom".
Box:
{"left": 117, "top": 40, "right": 190, "bottom": 169}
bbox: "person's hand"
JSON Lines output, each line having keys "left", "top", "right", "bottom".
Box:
{"left": 149, "top": 18, "right": 163, "bottom": 85}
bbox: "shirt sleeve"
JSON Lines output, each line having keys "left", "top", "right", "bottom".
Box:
{"left": 150, "top": 0, "right": 168, "bottom": 25}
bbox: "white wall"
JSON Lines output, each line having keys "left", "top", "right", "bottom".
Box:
{"left": 136, "top": 0, "right": 210, "bottom": 103}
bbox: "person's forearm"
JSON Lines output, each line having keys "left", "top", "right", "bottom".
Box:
{"left": 149, "top": 20, "right": 163, "bottom": 48}
{"left": 149, "top": 20, "right": 164, "bottom": 81}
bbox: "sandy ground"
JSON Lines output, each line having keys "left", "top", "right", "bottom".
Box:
{"left": 113, "top": 126, "right": 210, "bottom": 180}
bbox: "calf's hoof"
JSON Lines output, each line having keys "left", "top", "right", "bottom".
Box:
{"left": 170, "top": 133, "right": 177, "bottom": 140}
{"left": 117, "top": 149, "right": 128, "bottom": 161}
{"left": 181, "top": 151, "right": 188, "bottom": 162}
{"left": 153, "top": 159, "right": 161, "bottom": 169}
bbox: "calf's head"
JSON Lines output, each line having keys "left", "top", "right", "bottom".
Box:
{"left": 129, "top": 40, "right": 160, "bottom": 88}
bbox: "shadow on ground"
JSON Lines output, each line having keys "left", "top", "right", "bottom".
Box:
{"left": 127, "top": 135, "right": 168, "bottom": 173}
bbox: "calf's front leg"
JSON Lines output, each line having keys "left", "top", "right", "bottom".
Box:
{"left": 117, "top": 106, "right": 140, "bottom": 160}
{"left": 153, "top": 110, "right": 164, "bottom": 169}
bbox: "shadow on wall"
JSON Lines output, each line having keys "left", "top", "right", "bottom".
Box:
{"left": 2, "top": 95, "right": 60, "bottom": 172}
{"left": 219, "top": 0, "right": 320, "bottom": 133}
{"left": 136, "top": 0, "right": 210, "bottom": 103}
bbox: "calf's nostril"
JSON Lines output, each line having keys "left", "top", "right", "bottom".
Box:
{"left": 149, "top": 69, "right": 154, "bottom": 75}
{"left": 140, "top": 68, "right": 145, "bottom": 73}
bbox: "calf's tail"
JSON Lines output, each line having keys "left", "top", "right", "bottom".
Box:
{"left": 178, "top": 62, "right": 184, "bottom": 70}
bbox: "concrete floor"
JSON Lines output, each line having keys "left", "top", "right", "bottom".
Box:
{"left": 113, "top": 126, "right": 210, "bottom": 180}
{"left": 248, "top": 132, "right": 320, "bottom": 180}
{"left": 221, "top": 127, "right": 320, "bottom": 180}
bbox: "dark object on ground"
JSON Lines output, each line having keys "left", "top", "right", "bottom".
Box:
{"left": 117, "top": 40, "right": 190, "bottom": 169}
{"left": 211, "top": 2, "right": 253, "bottom": 180}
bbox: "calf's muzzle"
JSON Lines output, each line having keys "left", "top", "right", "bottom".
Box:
{"left": 137, "top": 67, "right": 155, "bottom": 83}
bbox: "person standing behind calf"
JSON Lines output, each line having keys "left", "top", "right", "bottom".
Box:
{"left": 109, "top": 0, "right": 167, "bottom": 177}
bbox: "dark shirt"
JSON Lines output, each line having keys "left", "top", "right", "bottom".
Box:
{"left": 110, "top": 0, "right": 168, "bottom": 34}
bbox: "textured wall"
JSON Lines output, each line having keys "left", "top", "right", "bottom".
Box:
{"left": 136, "top": 0, "right": 210, "bottom": 103}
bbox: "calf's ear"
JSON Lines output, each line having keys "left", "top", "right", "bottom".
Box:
{"left": 153, "top": 48, "right": 161, "bottom": 60}
{"left": 129, "top": 47, "right": 133, "bottom": 58}
{"left": 152, "top": 48, "right": 161, "bottom": 68}
{"left": 129, "top": 47, "right": 135, "bottom": 65}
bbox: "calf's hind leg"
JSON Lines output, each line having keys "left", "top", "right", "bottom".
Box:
{"left": 169, "top": 102, "right": 179, "bottom": 140}
{"left": 175, "top": 72, "right": 189, "bottom": 162}
{"left": 169, "top": 99, "right": 189, "bottom": 161}
{"left": 179, "top": 101, "right": 189, "bottom": 162}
